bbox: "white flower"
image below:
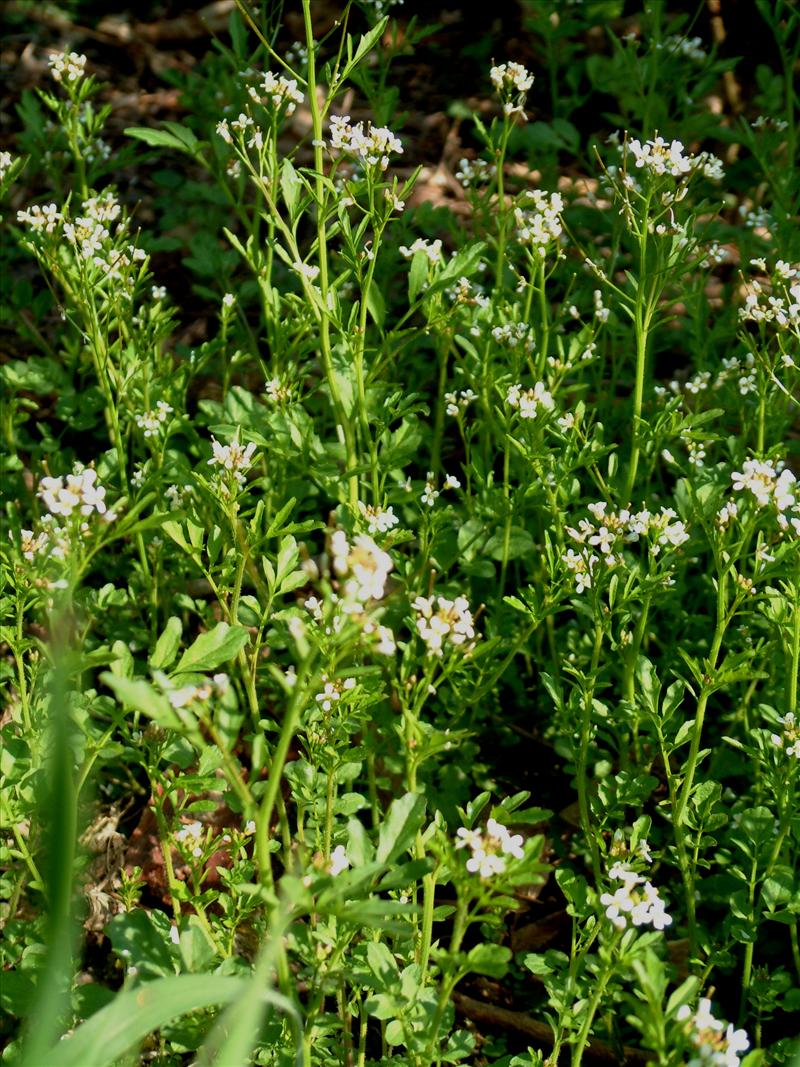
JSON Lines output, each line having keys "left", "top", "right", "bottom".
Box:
{"left": 625, "top": 134, "right": 725, "bottom": 182}
{"left": 771, "top": 712, "right": 800, "bottom": 759}
{"left": 456, "top": 816, "right": 524, "bottom": 879}
{"left": 38, "top": 466, "right": 109, "bottom": 519}
{"left": 514, "top": 190, "right": 563, "bottom": 251}
{"left": 318, "top": 675, "right": 354, "bottom": 709}
{"left": 222, "top": 292, "right": 236, "bottom": 308}
{"left": 412, "top": 594, "right": 476, "bottom": 657}
{"left": 358, "top": 502, "right": 399, "bottom": 534}
{"left": 135, "top": 400, "right": 173, "bottom": 439}
{"left": 600, "top": 864, "right": 672, "bottom": 931}
{"left": 48, "top": 51, "right": 86, "bottom": 83}
{"left": 258, "top": 70, "right": 304, "bottom": 114}
{"left": 421, "top": 472, "right": 440, "bottom": 507}
{"left": 489, "top": 61, "right": 534, "bottom": 96}
{"left": 330, "top": 531, "right": 393, "bottom": 603}
{"left": 731, "top": 458, "right": 778, "bottom": 507}
{"left": 328, "top": 845, "right": 350, "bottom": 876}
{"left": 506, "top": 381, "right": 554, "bottom": 418}
{"left": 329, "top": 115, "right": 403, "bottom": 171}
{"left": 628, "top": 136, "right": 692, "bottom": 177}
{"left": 208, "top": 434, "right": 257, "bottom": 486}
{"left": 17, "top": 529, "right": 48, "bottom": 561}
{"left": 399, "top": 237, "right": 443, "bottom": 263}
{"left": 677, "top": 999, "right": 749, "bottom": 1067}
{"left": 0, "top": 151, "right": 13, "bottom": 181}
{"left": 17, "top": 203, "right": 62, "bottom": 233}
{"left": 293, "top": 261, "right": 320, "bottom": 281}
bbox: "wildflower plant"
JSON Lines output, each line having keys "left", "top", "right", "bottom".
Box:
{"left": 1, "top": 2, "right": 799, "bottom": 1066}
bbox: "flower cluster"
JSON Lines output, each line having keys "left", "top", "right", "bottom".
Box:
{"left": 446, "top": 276, "right": 489, "bottom": 309}
{"left": 208, "top": 434, "right": 258, "bottom": 489}
{"left": 514, "top": 190, "right": 564, "bottom": 252}
{"left": 358, "top": 501, "right": 399, "bottom": 535}
{"left": 328, "top": 115, "right": 403, "bottom": 171}
{"left": 445, "top": 388, "right": 477, "bottom": 417}
{"left": 676, "top": 999, "right": 749, "bottom": 1067}
{"left": 600, "top": 863, "right": 672, "bottom": 931}
{"left": 626, "top": 136, "right": 724, "bottom": 181}
{"left": 0, "top": 151, "right": 14, "bottom": 182}
{"left": 563, "top": 502, "right": 689, "bottom": 593}
{"left": 315, "top": 674, "right": 356, "bottom": 713}
{"left": 492, "top": 322, "right": 534, "bottom": 349}
{"left": 456, "top": 818, "right": 524, "bottom": 878}
{"left": 16, "top": 529, "right": 49, "bottom": 562}
{"left": 399, "top": 237, "right": 443, "bottom": 263}
{"left": 489, "top": 62, "right": 533, "bottom": 94}
{"left": 412, "top": 594, "right": 476, "bottom": 657}
{"left": 421, "top": 471, "right": 460, "bottom": 507}
{"left": 506, "top": 382, "right": 554, "bottom": 419}
{"left": 174, "top": 820, "right": 206, "bottom": 858}
{"left": 135, "top": 401, "right": 173, "bottom": 438}
{"left": 265, "top": 377, "right": 292, "bottom": 404}
{"left": 247, "top": 70, "right": 304, "bottom": 114}
{"left": 48, "top": 51, "right": 86, "bottom": 83}
{"left": 489, "top": 61, "right": 534, "bottom": 116}
{"left": 18, "top": 193, "right": 147, "bottom": 284}
{"left": 455, "top": 156, "right": 496, "bottom": 188}
{"left": 39, "top": 466, "right": 111, "bottom": 520}
{"left": 739, "top": 263, "right": 800, "bottom": 331}
{"left": 770, "top": 712, "right": 800, "bottom": 759}
{"left": 331, "top": 530, "right": 393, "bottom": 603}
{"left": 658, "top": 34, "right": 706, "bottom": 62}
{"left": 16, "top": 203, "right": 62, "bottom": 233}
{"left": 730, "top": 458, "right": 799, "bottom": 534}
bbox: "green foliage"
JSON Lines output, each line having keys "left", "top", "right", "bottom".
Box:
{"left": 1, "top": 1, "right": 799, "bottom": 1066}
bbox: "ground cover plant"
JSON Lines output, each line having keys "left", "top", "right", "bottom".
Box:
{"left": 1, "top": 0, "right": 799, "bottom": 1063}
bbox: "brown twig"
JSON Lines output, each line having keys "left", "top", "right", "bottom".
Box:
{"left": 453, "top": 992, "right": 651, "bottom": 1065}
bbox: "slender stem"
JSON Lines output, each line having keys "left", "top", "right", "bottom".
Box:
{"left": 577, "top": 623, "right": 604, "bottom": 884}
{"left": 570, "top": 934, "right": 620, "bottom": 1067}
{"left": 499, "top": 426, "right": 513, "bottom": 591}
{"left": 256, "top": 656, "right": 316, "bottom": 886}
{"left": 323, "top": 767, "right": 336, "bottom": 859}
{"left": 302, "top": 0, "right": 359, "bottom": 506}
{"left": 788, "top": 585, "right": 799, "bottom": 715}
{"left": 675, "top": 571, "right": 729, "bottom": 827}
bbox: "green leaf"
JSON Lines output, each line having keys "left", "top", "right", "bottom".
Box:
{"left": 367, "top": 277, "right": 386, "bottom": 328}
{"left": 466, "top": 943, "right": 511, "bottom": 979}
{"left": 281, "top": 157, "right": 302, "bottom": 221}
{"left": 125, "top": 123, "right": 199, "bottom": 156}
{"left": 376, "top": 792, "right": 426, "bottom": 865}
{"left": 149, "top": 616, "right": 183, "bottom": 671}
{"left": 350, "top": 19, "right": 388, "bottom": 68}
{"left": 107, "top": 910, "right": 176, "bottom": 979}
{"left": 366, "top": 942, "right": 400, "bottom": 990}
{"left": 100, "top": 674, "right": 176, "bottom": 725}
{"left": 173, "top": 623, "right": 249, "bottom": 675}
{"left": 40, "top": 976, "right": 250, "bottom": 1067}
{"left": 408, "top": 249, "right": 429, "bottom": 302}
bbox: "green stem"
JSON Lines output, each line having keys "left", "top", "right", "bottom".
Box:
{"left": 570, "top": 934, "right": 621, "bottom": 1067}
{"left": 256, "top": 657, "right": 316, "bottom": 887}
{"left": 788, "top": 587, "right": 799, "bottom": 715}
{"left": 425, "top": 896, "right": 469, "bottom": 1062}
{"left": 675, "top": 571, "right": 729, "bottom": 827}
{"left": 577, "top": 623, "right": 604, "bottom": 884}
{"left": 302, "top": 0, "right": 359, "bottom": 506}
